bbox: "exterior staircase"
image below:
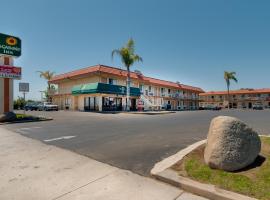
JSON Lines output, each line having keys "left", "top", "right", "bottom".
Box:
{"left": 140, "top": 95, "right": 161, "bottom": 110}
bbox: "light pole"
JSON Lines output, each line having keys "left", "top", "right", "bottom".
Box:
{"left": 39, "top": 91, "right": 45, "bottom": 101}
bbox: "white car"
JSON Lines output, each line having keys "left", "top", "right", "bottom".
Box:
{"left": 38, "top": 102, "right": 58, "bottom": 111}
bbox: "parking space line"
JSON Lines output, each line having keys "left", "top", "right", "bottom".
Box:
{"left": 44, "top": 136, "right": 76, "bottom": 142}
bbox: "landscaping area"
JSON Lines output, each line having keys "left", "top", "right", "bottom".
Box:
{"left": 171, "top": 136, "right": 270, "bottom": 200}
{"left": 0, "top": 113, "right": 51, "bottom": 124}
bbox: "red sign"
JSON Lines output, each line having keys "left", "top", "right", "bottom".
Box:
{"left": 0, "top": 65, "right": 21, "bottom": 79}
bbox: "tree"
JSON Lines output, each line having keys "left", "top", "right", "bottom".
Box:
{"left": 224, "top": 71, "right": 238, "bottom": 109}
{"left": 112, "top": 38, "right": 143, "bottom": 111}
{"left": 37, "top": 70, "right": 55, "bottom": 102}
{"left": 37, "top": 70, "right": 55, "bottom": 90}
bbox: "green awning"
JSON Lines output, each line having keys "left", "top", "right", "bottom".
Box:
{"left": 71, "top": 84, "right": 83, "bottom": 94}
{"left": 71, "top": 82, "right": 141, "bottom": 96}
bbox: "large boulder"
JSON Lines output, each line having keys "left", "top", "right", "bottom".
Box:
{"left": 204, "top": 116, "right": 261, "bottom": 171}
{"left": 0, "top": 112, "right": 16, "bottom": 122}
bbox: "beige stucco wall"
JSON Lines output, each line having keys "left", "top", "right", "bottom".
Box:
{"left": 52, "top": 71, "right": 201, "bottom": 111}
{"left": 57, "top": 75, "right": 100, "bottom": 94}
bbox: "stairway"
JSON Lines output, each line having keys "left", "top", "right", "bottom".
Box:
{"left": 140, "top": 95, "right": 161, "bottom": 110}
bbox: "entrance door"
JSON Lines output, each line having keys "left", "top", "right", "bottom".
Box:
{"left": 248, "top": 102, "right": 252, "bottom": 109}
{"left": 130, "top": 98, "right": 136, "bottom": 111}
{"left": 84, "top": 97, "right": 97, "bottom": 111}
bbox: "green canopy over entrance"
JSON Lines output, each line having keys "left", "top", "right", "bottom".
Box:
{"left": 71, "top": 82, "right": 141, "bottom": 96}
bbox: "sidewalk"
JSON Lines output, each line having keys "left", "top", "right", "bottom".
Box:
{"left": 0, "top": 127, "right": 207, "bottom": 200}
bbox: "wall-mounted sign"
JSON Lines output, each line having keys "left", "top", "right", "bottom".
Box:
{"left": 0, "top": 65, "right": 21, "bottom": 79}
{"left": 0, "top": 33, "right": 21, "bottom": 57}
{"left": 19, "top": 82, "right": 29, "bottom": 92}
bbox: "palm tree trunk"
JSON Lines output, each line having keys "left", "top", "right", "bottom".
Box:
{"left": 227, "top": 83, "right": 230, "bottom": 109}
{"left": 47, "top": 82, "right": 51, "bottom": 102}
{"left": 126, "top": 66, "right": 131, "bottom": 111}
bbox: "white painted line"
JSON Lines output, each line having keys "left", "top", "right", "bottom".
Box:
{"left": 19, "top": 127, "right": 31, "bottom": 130}
{"left": 44, "top": 136, "right": 76, "bottom": 142}
{"left": 19, "top": 126, "right": 42, "bottom": 130}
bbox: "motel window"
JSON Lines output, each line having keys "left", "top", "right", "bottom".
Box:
{"left": 168, "top": 89, "right": 171, "bottom": 94}
{"left": 149, "top": 86, "right": 152, "bottom": 92}
{"left": 139, "top": 84, "right": 144, "bottom": 92}
{"left": 65, "top": 98, "right": 71, "bottom": 106}
{"left": 108, "top": 78, "right": 117, "bottom": 85}
{"left": 211, "top": 96, "right": 214, "bottom": 99}
{"left": 161, "top": 88, "right": 164, "bottom": 93}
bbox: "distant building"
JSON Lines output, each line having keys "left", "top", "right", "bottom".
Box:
{"left": 199, "top": 88, "right": 270, "bottom": 109}
{"left": 49, "top": 64, "right": 204, "bottom": 111}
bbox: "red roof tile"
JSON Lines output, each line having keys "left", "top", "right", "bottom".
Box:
{"left": 200, "top": 88, "right": 270, "bottom": 96}
{"left": 50, "top": 64, "right": 204, "bottom": 93}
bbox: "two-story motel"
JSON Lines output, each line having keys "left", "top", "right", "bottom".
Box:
{"left": 199, "top": 88, "right": 270, "bottom": 109}
{"left": 49, "top": 64, "right": 204, "bottom": 112}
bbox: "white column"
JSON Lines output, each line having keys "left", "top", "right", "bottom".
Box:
{"left": 98, "top": 96, "right": 103, "bottom": 111}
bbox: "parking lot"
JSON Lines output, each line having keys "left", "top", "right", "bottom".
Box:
{"left": 3, "top": 109, "right": 270, "bottom": 176}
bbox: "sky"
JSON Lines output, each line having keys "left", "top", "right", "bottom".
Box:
{"left": 1, "top": 0, "right": 270, "bottom": 100}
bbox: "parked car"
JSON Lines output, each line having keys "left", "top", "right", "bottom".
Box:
{"left": 24, "top": 102, "right": 40, "bottom": 111}
{"left": 205, "top": 105, "right": 222, "bottom": 110}
{"left": 38, "top": 102, "right": 58, "bottom": 111}
{"left": 253, "top": 104, "right": 263, "bottom": 110}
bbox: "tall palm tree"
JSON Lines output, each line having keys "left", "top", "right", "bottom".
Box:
{"left": 224, "top": 71, "right": 238, "bottom": 109}
{"left": 37, "top": 70, "right": 55, "bottom": 90}
{"left": 112, "top": 38, "right": 143, "bottom": 111}
{"left": 37, "top": 70, "right": 55, "bottom": 101}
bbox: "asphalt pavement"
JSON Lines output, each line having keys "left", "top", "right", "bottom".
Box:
{"left": 3, "top": 109, "right": 270, "bottom": 176}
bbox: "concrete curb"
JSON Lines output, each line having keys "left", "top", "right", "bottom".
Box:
{"left": 123, "top": 111, "right": 176, "bottom": 115}
{"left": 155, "top": 169, "right": 256, "bottom": 200}
{"left": 151, "top": 140, "right": 257, "bottom": 200}
{"left": 151, "top": 140, "right": 206, "bottom": 175}
{"left": 0, "top": 117, "right": 52, "bottom": 125}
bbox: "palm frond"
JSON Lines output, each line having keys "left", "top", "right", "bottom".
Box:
{"left": 126, "top": 38, "right": 135, "bottom": 53}
{"left": 133, "top": 54, "right": 143, "bottom": 63}
{"left": 111, "top": 49, "right": 121, "bottom": 59}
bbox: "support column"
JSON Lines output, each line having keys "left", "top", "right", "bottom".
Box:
{"left": 98, "top": 96, "right": 103, "bottom": 111}
{"left": 0, "top": 78, "right": 4, "bottom": 114}
{"left": 0, "top": 56, "right": 14, "bottom": 114}
{"left": 4, "top": 78, "right": 9, "bottom": 112}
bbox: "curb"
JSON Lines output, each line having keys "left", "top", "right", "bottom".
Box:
{"left": 124, "top": 111, "right": 176, "bottom": 115}
{"left": 151, "top": 140, "right": 257, "bottom": 200}
{"left": 151, "top": 140, "right": 206, "bottom": 175}
{"left": 155, "top": 169, "right": 256, "bottom": 200}
{"left": 0, "top": 117, "right": 52, "bottom": 125}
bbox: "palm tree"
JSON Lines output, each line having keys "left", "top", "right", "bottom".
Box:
{"left": 37, "top": 70, "right": 55, "bottom": 101}
{"left": 224, "top": 71, "right": 238, "bottom": 109}
{"left": 37, "top": 70, "right": 55, "bottom": 90}
{"left": 112, "top": 38, "right": 143, "bottom": 111}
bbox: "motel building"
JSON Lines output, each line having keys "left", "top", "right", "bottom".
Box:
{"left": 199, "top": 88, "right": 270, "bottom": 109}
{"left": 49, "top": 65, "right": 204, "bottom": 112}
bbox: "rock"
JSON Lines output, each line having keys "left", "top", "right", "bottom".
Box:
{"left": 204, "top": 116, "right": 261, "bottom": 171}
{"left": 0, "top": 112, "right": 16, "bottom": 122}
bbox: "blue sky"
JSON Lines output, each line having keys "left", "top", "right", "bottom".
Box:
{"left": 1, "top": 0, "right": 270, "bottom": 100}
